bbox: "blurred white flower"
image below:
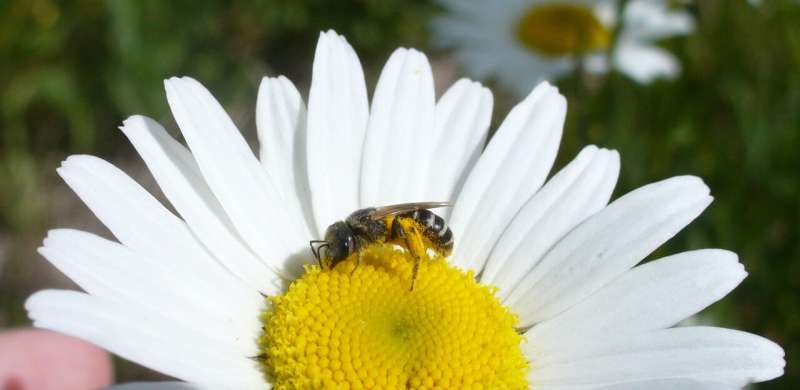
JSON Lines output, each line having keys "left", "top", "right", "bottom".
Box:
{"left": 432, "top": 0, "right": 695, "bottom": 96}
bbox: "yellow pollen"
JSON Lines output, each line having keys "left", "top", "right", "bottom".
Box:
{"left": 258, "top": 244, "right": 528, "bottom": 389}
{"left": 515, "top": 4, "right": 610, "bottom": 56}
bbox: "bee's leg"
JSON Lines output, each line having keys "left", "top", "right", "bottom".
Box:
{"left": 410, "top": 251, "right": 421, "bottom": 292}
{"left": 248, "top": 353, "right": 267, "bottom": 361}
{"left": 351, "top": 251, "right": 361, "bottom": 275}
{"left": 391, "top": 220, "right": 421, "bottom": 291}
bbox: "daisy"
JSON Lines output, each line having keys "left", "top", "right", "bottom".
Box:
{"left": 26, "top": 30, "right": 783, "bottom": 389}
{"left": 432, "top": 0, "right": 695, "bottom": 96}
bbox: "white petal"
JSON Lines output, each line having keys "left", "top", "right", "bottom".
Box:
{"left": 425, "top": 78, "right": 493, "bottom": 209}
{"left": 120, "top": 116, "right": 282, "bottom": 295}
{"left": 527, "top": 249, "right": 746, "bottom": 349}
{"left": 38, "top": 229, "right": 263, "bottom": 354}
{"left": 507, "top": 176, "right": 713, "bottom": 327}
{"left": 622, "top": 0, "right": 695, "bottom": 41}
{"left": 496, "top": 48, "right": 573, "bottom": 95}
{"left": 584, "top": 53, "right": 610, "bottom": 75}
{"left": 614, "top": 43, "right": 680, "bottom": 84}
{"left": 482, "top": 146, "right": 619, "bottom": 298}
{"left": 306, "top": 30, "right": 369, "bottom": 233}
{"left": 26, "top": 290, "right": 266, "bottom": 389}
{"left": 449, "top": 82, "right": 565, "bottom": 272}
{"left": 434, "top": 0, "right": 524, "bottom": 29}
{"left": 569, "top": 378, "right": 736, "bottom": 390}
{"left": 360, "top": 47, "right": 436, "bottom": 206}
{"left": 164, "top": 76, "right": 309, "bottom": 278}
{"left": 529, "top": 327, "right": 785, "bottom": 388}
{"left": 256, "top": 76, "right": 316, "bottom": 237}
{"left": 56, "top": 155, "right": 257, "bottom": 300}
{"left": 539, "top": 379, "right": 738, "bottom": 390}
{"left": 107, "top": 383, "right": 204, "bottom": 390}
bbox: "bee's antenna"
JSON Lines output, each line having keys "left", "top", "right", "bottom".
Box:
{"left": 309, "top": 240, "right": 324, "bottom": 261}
{"left": 309, "top": 240, "right": 328, "bottom": 267}
{"left": 317, "top": 244, "right": 329, "bottom": 268}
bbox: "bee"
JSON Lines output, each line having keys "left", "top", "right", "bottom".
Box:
{"left": 309, "top": 202, "right": 454, "bottom": 290}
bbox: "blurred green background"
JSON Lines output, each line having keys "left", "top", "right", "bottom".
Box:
{"left": 0, "top": 0, "right": 796, "bottom": 387}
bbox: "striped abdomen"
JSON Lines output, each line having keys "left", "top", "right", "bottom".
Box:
{"left": 397, "top": 208, "right": 453, "bottom": 256}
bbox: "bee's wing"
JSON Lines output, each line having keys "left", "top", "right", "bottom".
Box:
{"left": 369, "top": 202, "right": 452, "bottom": 219}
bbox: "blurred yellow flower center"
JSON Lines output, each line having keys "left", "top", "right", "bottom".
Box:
{"left": 515, "top": 4, "right": 610, "bottom": 56}
{"left": 259, "top": 244, "right": 528, "bottom": 389}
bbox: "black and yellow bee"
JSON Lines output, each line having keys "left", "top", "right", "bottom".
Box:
{"left": 309, "top": 202, "right": 454, "bottom": 290}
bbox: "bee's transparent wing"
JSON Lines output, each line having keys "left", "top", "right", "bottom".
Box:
{"left": 369, "top": 202, "right": 452, "bottom": 219}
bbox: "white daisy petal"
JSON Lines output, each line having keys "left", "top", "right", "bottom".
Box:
{"left": 539, "top": 379, "right": 738, "bottom": 390}
{"left": 529, "top": 327, "right": 785, "bottom": 388}
{"left": 120, "top": 115, "right": 282, "bottom": 294}
{"left": 107, "top": 383, "right": 203, "bottom": 390}
{"left": 622, "top": 0, "right": 695, "bottom": 41}
{"left": 425, "top": 78, "right": 493, "bottom": 208}
{"left": 431, "top": 15, "right": 516, "bottom": 56}
{"left": 38, "top": 229, "right": 263, "bottom": 353}
{"left": 588, "top": 379, "right": 736, "bottom": 390}
{"left": 434, "top": 0, "right": 522, "bottom": 25}
{"left": 56, "top": 155, "right": 257, "bottom": 299}
{"left": 450, "top": 45, "right": 508, "bottom": 80}
{"left": 164, "top": 76, "right": 309, "bottom": 278}
{"left": 360, "top": 47, "right": 436, "bottom": 206}
{"left": 449, "top": 82, "right": 565, "bottom": 272}
{"left": 527, "top": 249, "right": 747, "bottom": 349}
{"left": 482, "top": 145, "right": 619, "bottom": 297}
{"left": 507, "top": 176, "right": 712, "bottom": 327}
{"left": 614, "top": 42, "right": 681, "bottom": 84}
{"left": 306, "top": 30, "right": 369, "bottom": 232}
{"left": 584, "top": 53, "right": 610, "bottom": 76}
{"left": 498, "top": 49, "right": 572, "bottom": 97}
{"left": 26, "top": 290, "right": 266, "bottom": 389}
{"left": 256, "top": 76, "right": 316, "bottom": 237}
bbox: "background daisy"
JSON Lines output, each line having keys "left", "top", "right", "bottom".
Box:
{"left": 432, "top": 0, "right": 694, "bottom": 96}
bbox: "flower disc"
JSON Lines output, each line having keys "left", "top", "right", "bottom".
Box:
{"left": 515, "top": 4, "right": 610, "bottom": 56}
{"left": 259, "top": 244, "right": 528, "bottom": 389}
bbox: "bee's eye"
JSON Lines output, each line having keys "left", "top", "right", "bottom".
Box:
{"left": 338, "top": 236, "right": 353, "bottom": 256}
{"left": 328, "top": 231, "right": 354, "bottom": 261}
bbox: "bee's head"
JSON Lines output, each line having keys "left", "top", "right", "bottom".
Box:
{"left": 313, "top": 221, "right": 356, "bottom": 267}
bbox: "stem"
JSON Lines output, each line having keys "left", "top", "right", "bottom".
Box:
{"left": 609, "top": 0, "right": 630, "bottom": 64}
{"left": 572, "top": 0, "right": 629, "bottom": 145}
{"left": 571, "top": 53, "right": 589, "bottom": 145}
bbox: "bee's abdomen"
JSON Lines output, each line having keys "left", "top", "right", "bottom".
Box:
{"left": 399, "top": 209, "right": 454, "bottom": 256}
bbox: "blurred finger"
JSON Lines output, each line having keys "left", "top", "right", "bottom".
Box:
{"left": 0, "top": 328, "right": 113, "bottom": 390}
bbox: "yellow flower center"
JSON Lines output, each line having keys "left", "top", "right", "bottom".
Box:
{"left": 515, "top": 3, "right": 610, "bottom": 56}
{"left": 259, "top": 244, "right": 528, "bottom": 389}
